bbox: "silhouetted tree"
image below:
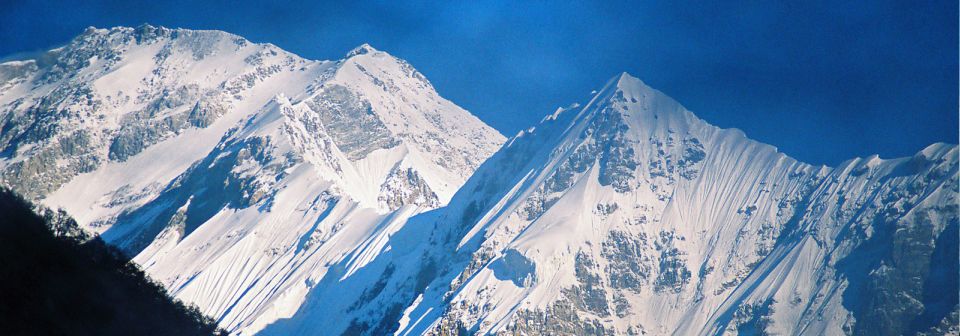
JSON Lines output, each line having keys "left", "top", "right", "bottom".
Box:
{"left": 0, "top": 188, "right": 227, "bottom": 335}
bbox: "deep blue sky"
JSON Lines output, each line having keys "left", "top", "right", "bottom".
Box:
{"left": 1, "top": 1, "right": 956, "bottom": 165}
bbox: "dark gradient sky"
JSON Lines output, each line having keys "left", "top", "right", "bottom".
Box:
{"left": 1, "top": 0, "right": 956, "bottom": 165}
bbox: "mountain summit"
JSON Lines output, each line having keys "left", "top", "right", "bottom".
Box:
{"left": 345, "top": 43, "right": 377, "bottom": 58}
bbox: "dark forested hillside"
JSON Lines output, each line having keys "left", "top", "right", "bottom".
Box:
{"left": 0, "top": 188, "right": 225, "bottom": 336}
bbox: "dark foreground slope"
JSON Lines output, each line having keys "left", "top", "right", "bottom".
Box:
{"left": 0, "top": 188, "right": 225, "bottom": 336}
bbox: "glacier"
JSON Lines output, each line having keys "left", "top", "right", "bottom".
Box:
{"left": 0, "top": 25, "right": 956, "bottom": 335}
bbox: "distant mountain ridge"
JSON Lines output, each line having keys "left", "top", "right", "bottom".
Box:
{"left": 0, "top": 26, "right": 955, "bottom": 335}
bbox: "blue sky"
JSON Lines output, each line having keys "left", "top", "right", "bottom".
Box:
{"left": 1, "top": 0, "right": 956, "bottom": 165}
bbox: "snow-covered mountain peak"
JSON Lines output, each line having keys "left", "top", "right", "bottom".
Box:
{"left": 0, "top": 22, "right": 505, "bottom": 253}
{"left": 332, "top": 42, "right": 435, "bottom": 92}
{"left": 316, "top": 41, "right": 505, "bottom": 189}
{"left": 531, "top": 72, "right": 703, "bottom": 146}
{"left": 345, "top": 43, "right": 378, "bottom": 58}
{"left": 282, "top": 72, "right": 956, "bottom": 336}
{"left": 0, "top": 23, "right": 502, "bottom": 208}
{"left": 611, "top": 71, "right": 647, "bottom": 91}
{"left": 67, "top": 24, "right": 256, "bottom": 59}
{"left": 601, "top": 72, "right": 699, "bottom": 130}
{"left": 0, "top": 25, "right": 509, "bottom": 333}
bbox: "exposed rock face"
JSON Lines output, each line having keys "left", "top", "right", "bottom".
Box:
{"left": 108, "top": 86, "right": 228, "bottom": 161}
{"left": 0, "top": 26, "right": 290, "bottom": 199}
{"left": 305, "top": 84, "right": 398, "bottom": 161}
{"left": 603, "top": 231, "right": 652, "bottom": 292}
{"left": 379, "top": 164, "right": 440, "bottom": 211}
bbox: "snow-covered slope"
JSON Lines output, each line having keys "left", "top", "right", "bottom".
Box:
{"left": 261, "top": 73, "right": 957, "bottom": 336}
{"left": 0, "top": 25, "right": 504, "bottom": 334}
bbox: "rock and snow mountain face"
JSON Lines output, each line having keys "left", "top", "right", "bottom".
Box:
{"left": 4, "top": 26, "right": 501, "bottom": 218}
{"left": 1, "top": 26, "right": 956, "bottom": 336}
{"left": 0, "top": 25, "right": 504, "bottom": 334}
{"left": 259, "top": 74, "right": 957, "bottom": 336}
